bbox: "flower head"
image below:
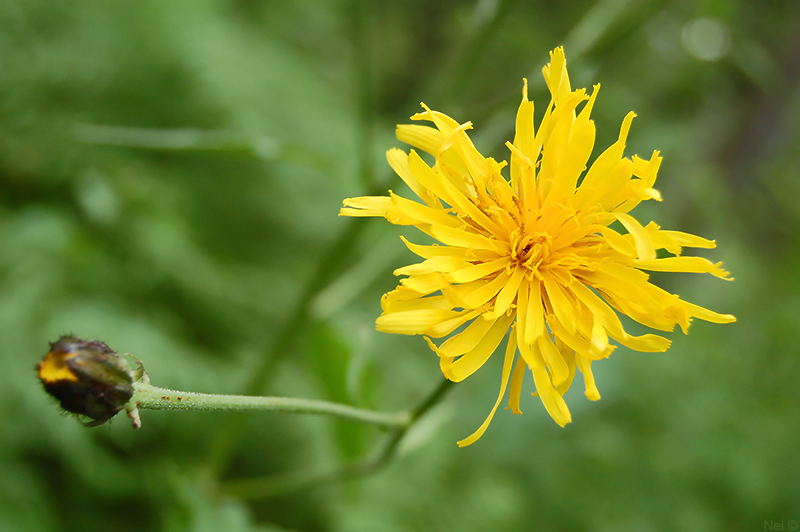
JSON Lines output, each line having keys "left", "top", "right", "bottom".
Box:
{"left": 340, "top": 47, "right": 735, "bottom": 446}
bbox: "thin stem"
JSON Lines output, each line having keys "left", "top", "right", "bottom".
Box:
{"left": 132, "top": 382, "right": 410, "bottom": 429}
{"left": 221, "top": 377, "right": 454, "bottom": 500}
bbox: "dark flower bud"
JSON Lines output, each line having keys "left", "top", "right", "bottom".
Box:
{"left": 37, "top": 335, "right": 135, "bottom": 426}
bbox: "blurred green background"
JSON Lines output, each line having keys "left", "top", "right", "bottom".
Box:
{"left": 2, "top": 0, "right": 798, "bottom": 530}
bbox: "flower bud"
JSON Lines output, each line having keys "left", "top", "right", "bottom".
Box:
{"left": 37, "top": 335, "right": 135, "bottom": 426}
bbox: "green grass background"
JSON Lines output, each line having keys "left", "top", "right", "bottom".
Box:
{"left": 2, "top": 0, "right": 797, "bottom": 530}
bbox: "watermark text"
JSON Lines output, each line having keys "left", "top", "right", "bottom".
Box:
{"left": 764, "top": 520, "right": 798, "bottom": 531}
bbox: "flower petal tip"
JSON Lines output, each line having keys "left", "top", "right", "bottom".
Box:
{"left": 585, "top": 390, "right": 601, "bottom": 401}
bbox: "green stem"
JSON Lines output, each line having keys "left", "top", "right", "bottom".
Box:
{"left": 221, "top": 377, "right": 454, "bottom": 500}
{"left": 132, "top": 382, "right": 410, "bottom": 429}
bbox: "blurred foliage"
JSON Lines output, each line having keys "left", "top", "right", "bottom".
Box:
{"left": 2, "top": 0, "right": 799, "bottom": 530}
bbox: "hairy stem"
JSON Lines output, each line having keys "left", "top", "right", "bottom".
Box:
{"left": 132, "top": 382, "right": 411, "bottom": 429}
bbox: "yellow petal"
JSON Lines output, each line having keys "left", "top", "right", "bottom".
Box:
{"left": 485, "top": 265, "right": 525, "bottom": 319}
{"left": 460, "top": 273, "right": 512, "bottom": 309}
{"left": 444, "top": 313, "right": 514, "bottom": 382}
{"left": 572, "top": 129, "right": 627, "bottom": 210}
{"left": 433, "top": 313, "right": 496, "bottom": 359}
{"left": 614, "top": 212, "right": 656, "bottom": 261}
{"left": 524, "top": 340, "right": 572, "bottom": 427}
{"left": 541, "top": 270, "right": 578, "bottom": 335}
{"left": 340, "top": 196, "right": 397, "bottom": 218}
{"left": 537, "top": 335, "right": 570, "bottom": 387}
{"left": 634, "top": 257, "right": 732, "bottom": 280}
{"left": 394, "top": 256, "right": 470, "bottom": 277}
{"left": 388, "top": 191, "right": 460, "bottom": 228}
{"left": 439, "top": 352, "right": 455, "bottom": 375}
{"left": 553, "top": 339, "right": 576, "bottom": 396}
{"left": 659, "top": 230, "right": 716, "bottom": 250}
{"left": 411, "top": 104, "right": 460, "bottom": 135}
{"left": 683, "top": 300, "right": 736, "bottom": 324}
{"left": 506, "top": 352, "right": 527, "bottom": 415}
{"left": 612, "top": 152, "right": 663, "bottom": 213}
{"left": 542, "top": 46, "right": 571, "bottom": 104}
{"left": 376, "top": 309, "right": 463, "bottom": 335}
{"left": 399, "top": 272, "right": 448, "bottom": 294}
{"left": 399, "top": 236, "right": 471, "bottom": 260}
{"left": 386, "top": 147, "right": 440, "bottom": 207}
{"left": 411, "top": 149, "right": 506, "bottom": 237}
{"left": 545, "top": 86, "right": 597, "bottom": 205}
{"left": 457, "top": 330, "right": 518, "bottom": 447}
{"left": 539, "top": 89, "right": 589, "bottom": 203}
{"left": 615, "top": 331, "right": 671, "bottom": 352}
{"left": 575, "top": 276, "right": 675, "bottom": 348}
{"left": 548, "top": 318, "right": 614, "bottom": 361}
{"left": 381, "top": 293, "right": 452, "bottom": 313}
{"left": 589, "top": 313, "right": 610, "bottom": 359}
{"left": 597, "top": 158, "right": 635, "bottom": 210}
{"left": 429, "top": 224, "right": 509, "bottom": 254}
{"left": 589, "top": 260, "right": 650, "bottom": 284}
{"left": 406, "top": 150, "right": 461, "bottom": 207}
{"left": 511, "top": 79, "right": 536, "bottom": 192}
{"left": 447, "top": 257, "right": 510, "bottom": 283}
{"left": 425, "top": 308, "right": 485, "bottom": 338}
{"left": 523, "top": 278, "right": 546, "bottom": 345}
{"left": 575, "top": 353, "right": 601, "bottom": 401}
{"left": 396, "top": 124, "right": 444, "bottom": 157}
{"left": 591, "top": 278, "right": 684, "bottom": 332}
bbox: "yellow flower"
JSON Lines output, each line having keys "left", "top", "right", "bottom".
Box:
{"left": 340, "top": 47, "right": 735, "bottom": 446}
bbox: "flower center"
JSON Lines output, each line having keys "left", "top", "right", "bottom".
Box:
{"left": 511, "top": 228, "right": 552, "bottom": 271}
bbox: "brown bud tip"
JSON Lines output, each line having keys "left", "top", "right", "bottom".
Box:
{"left": 37, "top": 336, "right": 134, "bottom": 426}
